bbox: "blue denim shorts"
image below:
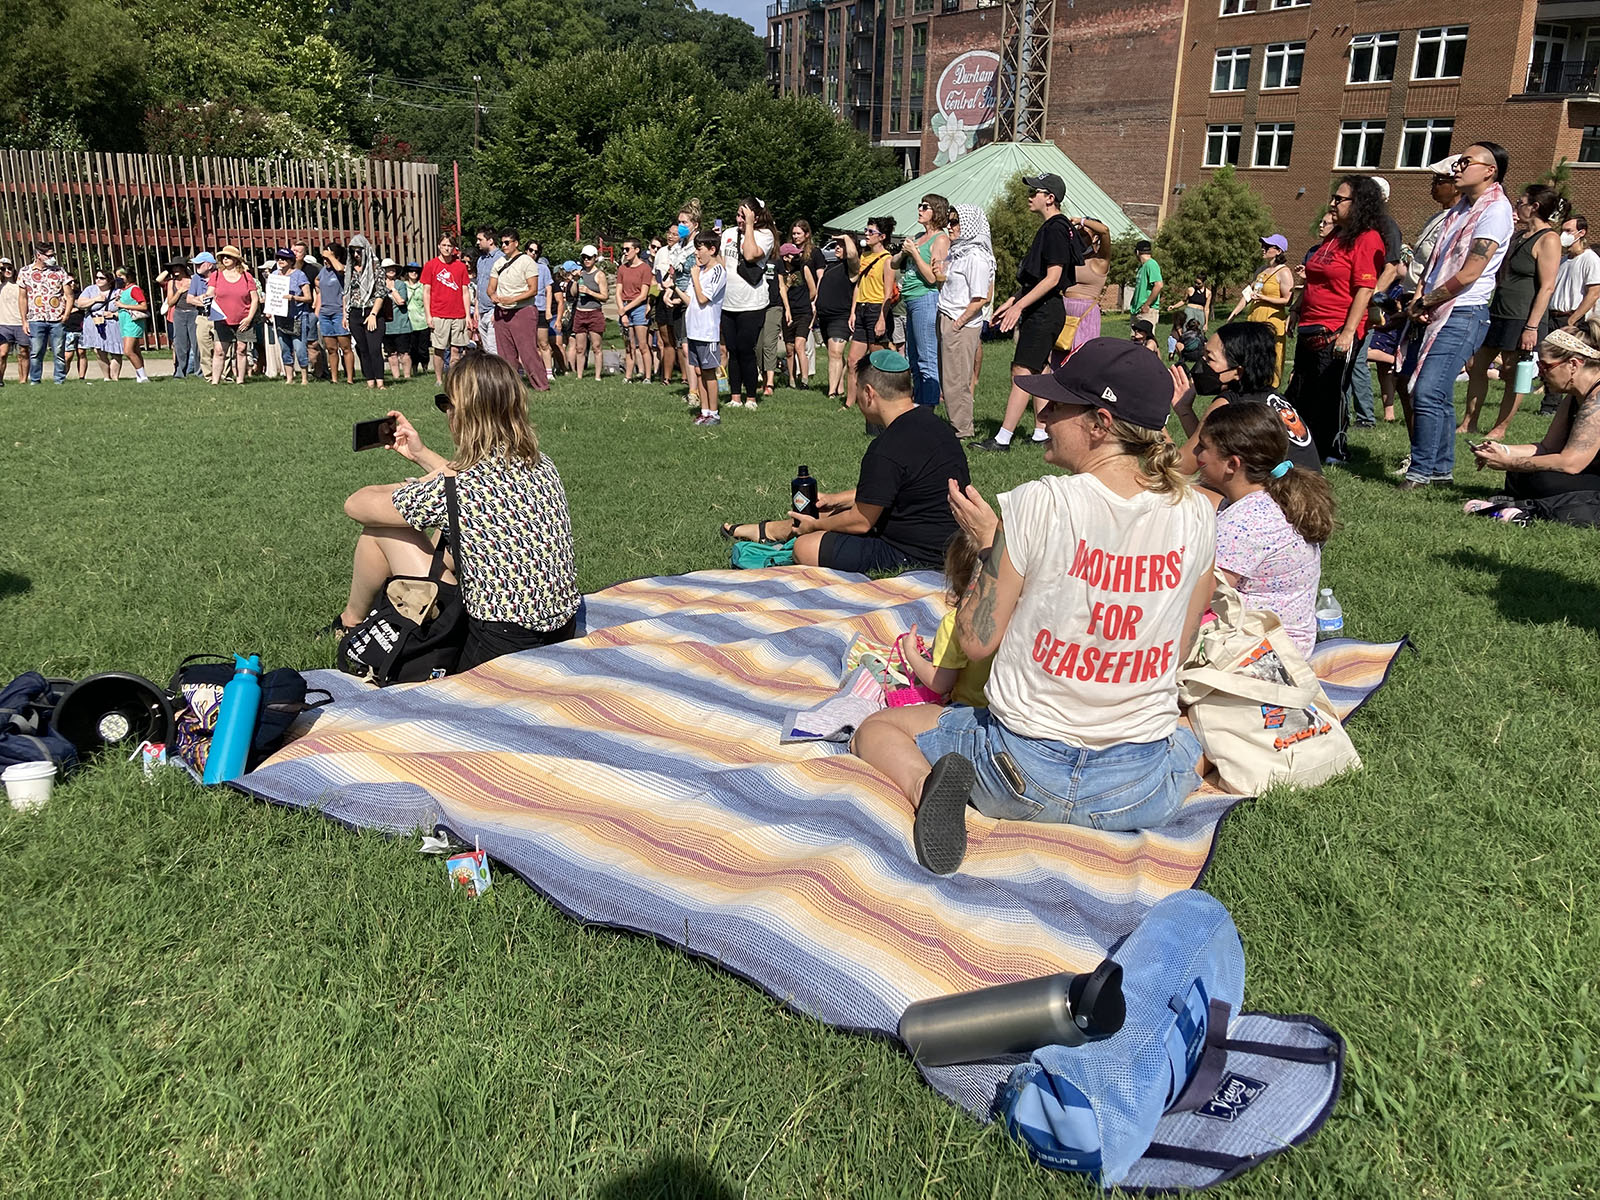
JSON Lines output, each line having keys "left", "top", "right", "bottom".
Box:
{"left": 623, "top": 303, "right": 649, "bottom": 327}
{"left": 914, "top": 705, "right": 1202, "bottom": 832}
{"left": 318, "top": 314, "right": 350, "bottom": 338}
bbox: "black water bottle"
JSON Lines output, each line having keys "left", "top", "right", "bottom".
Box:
{"left": 791, "top": 465, "right": 819, "bottom": 520}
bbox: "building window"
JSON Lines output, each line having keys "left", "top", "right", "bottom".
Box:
{"left": 1337, "top": 120, "right": 1385, "bottom": 168}
{"left": 891, "top": 61, "right": 903, "bottom": 100}
{"left": 912, "top": 21, "right": 927, "bottom": 55}
{"left": 1413, "top": 26, "right": 1468, "bottom": 81}
{"left": 1347, "top": 32, "right": 1398, "bottom": 84}
{"left": 891, "top": 105, "right": 901, "bottom": 132}
{"left": 1219, "top": 0, "right": 1258, "bottom": 14}
{"left": 1398, "top": 118, "right": 1453, "bottom": 168}
{"left": 909, "top": 107, "right": 923, "bottom": 131}
{"left": 910, "top": 63, "right": 925, "bottom": 96}
{"left": 1527, "top": 23, "right": 1570, "bottom": 92}
{"left": 1262, "top": 42, "right": 1305, "bottom": 89}
{"left": 1213, "top": 47, "right": 1251, "bottom": 92}
{"left": 1581, "top": 126, "right": 1600, "bottom": 163}
{"left": 1270, "top": 0, "right": 1308, "bottom": 7}
{"left": 1253, "top": 123, "right": 1294, "bottom": 168}
{"left": 893, "top": 25, "right": 903, "bottom": 57}
{"left": 1205, "top": 124, "right": 1242, "bottom": 167}
{"left": 894, "top": 0, "right": 904, "bottom": 13}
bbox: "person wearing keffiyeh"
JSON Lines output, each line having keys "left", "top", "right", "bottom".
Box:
{"left": 346, "top": 233, "right": 387, "bottom": 389}
{"left": 936, "top": 203, "right": 995, "bottom": 440}
{"left": 1397, "top": 142, "right": 1515, "bottom": 490}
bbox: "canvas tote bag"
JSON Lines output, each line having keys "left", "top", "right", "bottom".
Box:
{"left": 1178, "top": 582, "right": 1359, "bottom": 794}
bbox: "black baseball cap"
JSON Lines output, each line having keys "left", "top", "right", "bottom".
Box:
{"left": 1021, "top": 172, "right": 1065, "bottom": 204}
{"left": 1016, "top": 337, "right": 1172, "bottom": 431}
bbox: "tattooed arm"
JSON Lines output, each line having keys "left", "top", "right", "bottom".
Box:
{"left": 1413, "top": 236, "right": 1500, "bottom": 313}
{"left": 953, "top": 524, "right": 1026, "bottom": 661}
{"left": 1475, "top": 393, "right": 1600, "bottom": 472}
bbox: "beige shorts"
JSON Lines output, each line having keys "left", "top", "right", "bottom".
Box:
{"left": 429, "top": 317, "right": 472, "bottom": 351}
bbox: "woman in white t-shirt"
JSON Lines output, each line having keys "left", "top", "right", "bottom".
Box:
{"left": 852, "top": 338, "right": 1216, "bottom": 874}
{"left": 1193, "top": 402, "right": 1335, "bottom": 657}
{"left": 721, "top": 198, "right": 777, "bottom": 409}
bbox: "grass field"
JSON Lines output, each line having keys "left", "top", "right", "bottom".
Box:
{"left": 0, "top": 323, "right": 1596, "bottom": 1198}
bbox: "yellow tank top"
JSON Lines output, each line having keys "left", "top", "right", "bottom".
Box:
{"left": 855, "top": 249, "right": 890, "bottom": 305}
{"left": 1247, "top": 265, "right": 1289, "bottom": 334}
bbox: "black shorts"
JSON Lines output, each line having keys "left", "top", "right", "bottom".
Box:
{"left": 1012, "top": 298, "right": 1065, "bottom": 371}
{"left": 382, "top": 332, "right": 409, "bottom": 355}
{"left": 459, "top": 613, "right": 577, "bottom": 673}
{"left": 816, "top": 533, "right": 921, "bottom": 575}
{"left": 785, "top": 313, "right": 813, "bottom": 341}
{"left": 817, "top": 311, "right": 852, "bottom": 343}
{"left": 1485, "top": 314, "right": 1547, "bottom": 353}
{"left": 409, "top": 330, "right": 430, "bottom": 359}
{"left": 851, "top": 301, "right": 889, "bottom": 345}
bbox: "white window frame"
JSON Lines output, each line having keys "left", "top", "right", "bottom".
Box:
{"left": 1337, "top": 120, "right": 1386, "bottom": 169}
{"left": 1205, "top": 124, "right": 1242, "bottom": 168}
{"left": 1397, "top": 118, "right": 1453, "bottom": 170}
{"left": 1412, "top": 26, "right": 1468, "bottom": 81}
{"left": 1579, "top": 125, "right": 1600, "bottom": 164}
{"left": 1219, "top": 0, "right": 1258, "bottom": 15}
{"left": 1262, "top": 41, "right": 1305, "bottom": 90}
{"left": 1212, "top": 46, "right": 1251, "bottom": 92}
{"left": 1270, "top": 0, "right": 1308, "bottom": 8}
{"left": 1347, "top": 32, "right": 1399, "bottom": 84}
{"left": 1253, "top": 123, "right": 1294, "bottom": 169}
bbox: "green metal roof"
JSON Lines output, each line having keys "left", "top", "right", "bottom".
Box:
{"left": 827, "top": 140, "right": 1147, "bottom": 238}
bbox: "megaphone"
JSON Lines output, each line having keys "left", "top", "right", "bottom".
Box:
{"left": 49, "top": 672, "right": 174, "bottom": 760}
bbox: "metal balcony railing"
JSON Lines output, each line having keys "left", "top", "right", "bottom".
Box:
{"left": 1524, "top": 59, "right": 1600, "bottom": 95}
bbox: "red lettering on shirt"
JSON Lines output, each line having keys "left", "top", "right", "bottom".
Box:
{"left": 1067, "top": 540, "right": 1187, "bottom": 593}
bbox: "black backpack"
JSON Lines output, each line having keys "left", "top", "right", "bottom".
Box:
{"left": 168, "top": 656, "right": 330, "bottom": 774}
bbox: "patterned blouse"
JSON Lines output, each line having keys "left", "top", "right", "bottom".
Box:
{"left": 392, "top": 451, "right": 579, "bottom": 631}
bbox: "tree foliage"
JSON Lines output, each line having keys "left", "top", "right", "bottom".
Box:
{"left": 984, "top": 174, "right": 1035, "bottom": 304}
{"left": 1153, "top": 166, "right": 1274, "bottom": 297}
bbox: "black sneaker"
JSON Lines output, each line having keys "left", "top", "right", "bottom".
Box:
{"left": 913, "top": 753, "right": 977, "bottom": 875}
{"left": 970, "top": 436, "right": 1011, "bottom": 453}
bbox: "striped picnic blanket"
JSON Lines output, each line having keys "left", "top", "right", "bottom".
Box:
{"left": 238, "top": 567, "right": 1404, "bottom": 1117}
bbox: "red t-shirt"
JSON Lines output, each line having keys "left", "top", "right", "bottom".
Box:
{"left": 1300, "top": 231, "right": 1385, "bottom": 338}
{"left": 422, "top": 257, "right": 471, "bottom": 319}
{"left": 617, "top": 261, "right": 652, "bottom": 310}
{"left": 210, "top": 270, "right": 259, "bottom": 327}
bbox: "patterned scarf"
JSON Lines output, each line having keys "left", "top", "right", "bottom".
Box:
{"left": 1400, "top": 183, "right": 1507, "bottom": 378}
{"left": 945, "top": 203, "right": 994, "bottom": 278}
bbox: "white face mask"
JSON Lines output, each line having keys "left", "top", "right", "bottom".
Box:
{"left": 1561, "top": 232, "right": 1579, "bottom": 248}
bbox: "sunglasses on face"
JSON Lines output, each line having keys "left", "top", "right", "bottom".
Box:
{"left": 500, "top": 237, "right": 516, "bottom": 244}
{"left": 866, "top": 229, "right": 881, "bottom": 237}
{"left": 917, "top": 202, "right": 931, "bottom": 210}
{"left": 434, "top": 393, "right": 454, "bottom": 415}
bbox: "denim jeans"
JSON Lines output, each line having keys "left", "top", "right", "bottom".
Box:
{"left": 477, "top": 308, "right": 497, "bottom": 355}
{"left": 171, "top": 310, "right": 198, "bottom": 377}
{"left": 28, "top": 321, "right": 66, "bottom": 383}
{"left": 914, "top": 704, "right": 1203, "bottom": 832}
{"left": 1345, "top": 327, "right": 1376, "bottom": 425}
{"left": 903, "top": 291, "right": 942, "bottom": 406}
{"left": 1405, "top": 306, "right": 1490, "bottom": 483}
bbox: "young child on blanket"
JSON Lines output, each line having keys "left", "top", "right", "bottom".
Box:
{"left": 899, "top": 531, "right": 993, "bottom": 708}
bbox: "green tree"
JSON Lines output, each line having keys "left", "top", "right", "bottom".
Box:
{"left": 1531, "top": 157, "right": 1574, "bottom": 209}
{"left": 1153, "top": 165, "right": 1273, "bottom": 299}
{"left": 984, "top": 173, "right": 1034, "bottom": 304}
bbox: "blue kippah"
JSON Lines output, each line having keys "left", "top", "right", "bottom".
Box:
{"left": 869, "top": 349, "right": 910, "bottom": 372}
{"left": 1269, "top": 460, "right": 1293, "bottom": 479}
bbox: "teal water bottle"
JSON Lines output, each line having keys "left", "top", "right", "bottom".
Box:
{"left": 1513, "top": 353, "right": 1537, "bottom": 394}
{"left": 202, "top": 655, "right": 263, "bottom": 784}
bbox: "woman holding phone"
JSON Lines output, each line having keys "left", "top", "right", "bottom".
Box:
{"left": 329, "top": 352, "right": 580, "bottom": 672}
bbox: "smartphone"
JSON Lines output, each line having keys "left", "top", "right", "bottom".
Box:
{"left": 713, "top": 218, "right": 723, "bottom": 232}
{"left": 352, "top": 416, "right": 397, "bottom": 452}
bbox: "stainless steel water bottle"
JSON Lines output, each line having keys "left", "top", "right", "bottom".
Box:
{"left": 898, "top": 959, "right": 1125, "bottom": 1067}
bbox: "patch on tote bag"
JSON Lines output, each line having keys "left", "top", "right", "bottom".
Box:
{"left": 1196, "top": 1072, "right": 1269, "bottom": 1123}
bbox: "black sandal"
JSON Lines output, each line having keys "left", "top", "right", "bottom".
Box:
{"left": 718, "top": 520, "right": 779, "bottom": 543}
{"left": 913, "top": 753, "right": 977, "bottom": 875}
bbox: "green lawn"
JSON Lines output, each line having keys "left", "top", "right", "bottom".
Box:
{"left": 0, "top": 325, "right": 1596, "bottom": 1198}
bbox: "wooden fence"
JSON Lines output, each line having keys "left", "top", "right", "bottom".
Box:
{"left": 0, "top": 152, "right": 440, "bottom": 345}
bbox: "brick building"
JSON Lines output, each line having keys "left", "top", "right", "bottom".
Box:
{"left": 1166, "top": 0, "right": 1600, "bottom": 245}
{"left": 768, "top": 0, "right": 1600, "bottom": 238}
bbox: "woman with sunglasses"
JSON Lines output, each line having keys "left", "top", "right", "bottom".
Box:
{"left": 76, "top": 267, "right": 122, "bottom": 382}
{"left": 1280, "top": 176, "right": 1389, "bottom": 463}
{"left": 330, "top": 352, "right": 580, "bottom": 671}
{"left": 111, "top": 265, "right": 152, "bottom": 383}
{"left": 845, "top": 215, "right": 895, "bottom": 410}
{"left": 891, "top": 194, "right": 950, "bottom": 408}
{"left": 207, "top": 248, "right": 260, "bottom": 386}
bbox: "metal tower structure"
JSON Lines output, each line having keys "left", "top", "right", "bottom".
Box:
{"left": 996, "top": 0, "right": 1056, "bottom": 143}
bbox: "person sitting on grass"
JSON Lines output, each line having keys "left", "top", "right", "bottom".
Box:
{"left": 1170, "top": 321, "right": 1321, "bottom": 477}
{"left": 329, "top": 351, "right": 580, "bottom": 673}
{"left": 1467, "top": 321, "right": 1600, "bottom": 518}
{"left": 898, "top": 531, "right": 992, "bottom": 709}
{"left": 720, "top": 351, "right": 969, "bottom": 572}
{"left": 1191, "top": 402, "right": 1336, "bottom": 657}
{"left": 849, "top": 339, "right": 1215, "bottom": 875}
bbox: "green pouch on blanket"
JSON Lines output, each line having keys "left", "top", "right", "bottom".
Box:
{"left": 730, "top": 539, "right": 797, "bottom": 569}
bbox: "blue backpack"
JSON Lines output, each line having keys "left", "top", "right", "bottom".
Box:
{"left": 996, "top": 890, "right": 1343, "bottom": 1190}
{"left": 0, "top": 673, "right": 78, "bottom": 774}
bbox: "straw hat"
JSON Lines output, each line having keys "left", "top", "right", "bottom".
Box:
{"left": 218, "top": 245, "right": 244, "bottom": 262}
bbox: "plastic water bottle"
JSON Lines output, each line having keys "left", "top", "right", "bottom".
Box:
{"left": 791, "top": 465, "right": 819, "bottom": 520}
{"left": 1513, "top": 353, "right": 1537, "bottom": 394}
{"left": 202, "top": 654, "right": 263, "bottom": 784}
{"left": 1315, "top": 588, "right": 1344, "bottom": 642}
{"left": 898, "top": 960, "right": 1125, "bottom": 1067}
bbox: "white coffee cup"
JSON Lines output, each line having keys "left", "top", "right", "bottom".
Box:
{"left": 3, "top": 760, "right": 57, "bottom": 812}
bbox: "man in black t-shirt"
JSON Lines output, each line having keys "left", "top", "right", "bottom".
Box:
{"left": 725, "top": 351, "right": 970, "bottom": 572}
{"left": 973, "top": 172, "right": 1085, "bottom": 452}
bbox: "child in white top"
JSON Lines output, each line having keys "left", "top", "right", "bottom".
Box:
{"left": 687, "top": 232, "right": 726, "bottom": 425}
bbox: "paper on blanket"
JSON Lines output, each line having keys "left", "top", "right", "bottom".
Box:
{"left": 781, "top": 665, "right": 886, "bottom": 743}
